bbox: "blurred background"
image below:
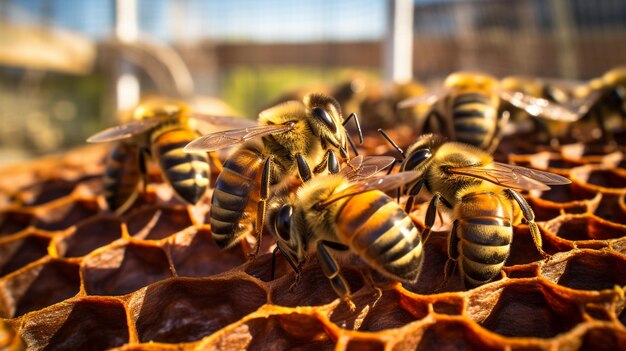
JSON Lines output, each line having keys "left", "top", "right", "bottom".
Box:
{"left": 0, "top": 0, "right": 625, "bottom": 162}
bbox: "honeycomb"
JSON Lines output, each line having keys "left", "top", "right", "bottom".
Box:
{"left": 2, "top": 130, "right": 626, "bottom": 351}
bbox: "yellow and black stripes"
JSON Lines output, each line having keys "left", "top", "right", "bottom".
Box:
{"left": 210, "top": 148, "right": 264, "bottom": 248}
{"left": 103, "top": 142, "right": 141, "bottom": 213}
{"left": 336, "top": 191, "right": 423, "bottom": 281}
{"left": 453, "top": 192, "right": 513, "bottom": 288}
{"left": 152, "top": 129, "right": 210, "bottom": 204}
{"left": 451, "top": 92, "right": 497, "bottom": 150}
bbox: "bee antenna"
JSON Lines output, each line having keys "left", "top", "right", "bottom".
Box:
{"left": 378, "top": 129, "right": 405, "bottom": 159}
{"left": 346, "top": 133, "right": 359, "bottom": 157}
{"left": 343, "top": 112, "right": 363, "bottom": 145}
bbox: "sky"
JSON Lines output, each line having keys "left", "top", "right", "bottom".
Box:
{"left": 4, "top": 0, "right": 388, "bottom": 43}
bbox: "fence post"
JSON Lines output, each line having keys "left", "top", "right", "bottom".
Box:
{"left": 550, "top": 0, "right": 578, "bottom": 78}
{"left": 114, "top": 0, "right": 140, "bottom": 117}
{"left": 384, "top": 0, "right": 414, "bottom": 85}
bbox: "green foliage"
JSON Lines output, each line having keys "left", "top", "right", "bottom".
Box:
{"left": 219, "top": 65, "right": 379, "bottom": 116}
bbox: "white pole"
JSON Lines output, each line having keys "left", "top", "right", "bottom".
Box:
{"left": 115, "top": 0, "right": 140, "bottom": 115}
{"left": 550, "top": 0, "right": 578, "bottom": 78}
{"left": 384, "top": 0, "right": 414, "bottom": 85}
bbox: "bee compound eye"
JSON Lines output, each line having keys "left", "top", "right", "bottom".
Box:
{"left": 404, "top": 148, "right": 432, "bottom": 171}
{"left": 312, "top": 107, "right": 337, "bottom": 133}
{"left": 275, "top": 205, "right": 293, "bottom": 241}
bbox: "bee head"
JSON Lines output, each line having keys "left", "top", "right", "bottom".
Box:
{"left": 303, "top": 94, "right": 347, "bottom": 155}
{"left": 445, "top": 71, "right": 498, "bottom": 91}
{"left": 132, "top": 99, "right": 189, "bottom": 121}
{"left": 400, "top": 133, "right": 444, "bottom": 173}
{"left": 602, "top": 67, "right": 626, "bottom": 87}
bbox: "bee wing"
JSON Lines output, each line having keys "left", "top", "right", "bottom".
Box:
{"left": 495, "top": 162, "right": 572, "bottom": 185}
{"left": 498, "top": 90, "right": 581, "bottom": 122}
{"left": 183, "top": 124, "right": 295, "bottom": 152}
{"left": 397, "top": 88, "right": 450, "bottom": 109}
{"left": 316, "top": 171, "right": 422, "bottom": 209}
{"left": 86, "top": 119, "right": 162, "bottom": 143}
{"left": 191, "top": 113, "right": 259, "bottom": 128}
{"left": 341, "top": 155, "right": 397, "bottom": 181}
{"left": 449, "top": 162, "right": 570, "bottom": 191}
{"left": 565, "top": 89, "right": 603, "bottom": 117}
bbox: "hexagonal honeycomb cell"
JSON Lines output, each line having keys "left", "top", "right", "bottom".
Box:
{"left": 0, "top": 133, "right": 625, "bottom": 351}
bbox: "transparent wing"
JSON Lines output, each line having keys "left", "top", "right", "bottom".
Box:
{"left": 397, "top": 87, "right": 450, "bottom": 109}
{"left": 86, "top": 119, "right": 161, "bottom": 143}
{"left": 448, "top": 162, "right": 571, "bottom": 191}
{"left": 496, "top": 163, "right": 572, "bottom": 185}
{"left": 340, "top": 155, "right": 397, "bottom": 181}
{"left": 191, "top": 113, "right": 259, "bottom": 128}
{"left": 316, "top": 171, "right": 422, "bottom": 209}
{"left": 498, "top": 90, "right": 581, "bottom": 122}
{"left": 183, "top": 124, "right": 294, "bottom": 152}
{"left": 565, "top": 89, "right": 603, "bottom": 117}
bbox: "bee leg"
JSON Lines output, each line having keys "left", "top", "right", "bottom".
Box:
{"left": 437, "top": 221, "right": 460, "bottom": 292}
{"left": 404, "top": 179, "right": 424, "bottom": 214}
{"left": 313, "top": 152, "right": 328, "bottom": 174}
{"left": 271, "top": 243, "right": 300, "bottom": 281}
{"left": 386, "top": 159, "right": 399, "bottom": 176}
{"left": 327, "top": 150, "right": 340, "bottom": 174}
{"left": 506, "top": 189, "right": 548, "bottom": 258}
{"left": 252, "top": 155, "right": 273, "bottom": 257}
{"left": 313, "top": 150, "right": 340, "bottom": 174}
{"left": 138, "top": 147, "right": 151, "bottom": 194}
{"left": 317, "top": 241, "right": 355, "bottom": 311}
{"left": 296, "top": 153, "right": 312, "bottom": 182}
{"left": 423, "top": 193, "right": 452, "bottom": 243}
{"left": 362, "top": 269, "right": 383, "bottom": 299}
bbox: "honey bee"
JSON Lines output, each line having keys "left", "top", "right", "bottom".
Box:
{"left": 399, "top": 72, "right": 580, "bottom": 153}
{"left": 87, "top": 99, "right": 251, "bottom": 213}
{"left": 378, "top": 133, "right": 571, "bottom": 288}
{"left": 267, "top": 156, "right": 422, "bottom": 308}
{"left": 184, "top": 94, "right": 363, "bottom": 253}
{"left": 499, "top": 75, "right": 573, "bottom": 146}
{"left": 569, "top": 67, "right": 626, "bottom": 143}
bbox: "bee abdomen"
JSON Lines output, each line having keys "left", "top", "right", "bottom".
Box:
{"left": 210, "top": 149, "right": 264, "bottom": 248}
{"left": 337, "top": 192, "right": 423, "bottom": 282}
{"left": 152, "top": 129, "right": 209, "bottom": 204}
{"left": 456, "top": 216, "right": 512, "bottom": 287}
{"left": 452, "top": 92, "right": 497, "bottom": 148}
{"left": 103, "top": 142, "right": 141, "bottom": 212}
{"left": 452, "top": 92, "right": 491, "bottom": 107}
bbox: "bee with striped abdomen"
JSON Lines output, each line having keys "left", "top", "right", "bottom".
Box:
{"left": 268, "top": 156, "right": 422, "bottom": 309}
{"left": 87, "top": 99, "right": 250, "bottom": 213}
{"left": 184, "top": 93, "right": 363, "bottom": 254}
{"left": 399, "top": 72, "right": 580, "bottom": 153}
{"left": 378, "top": 133, "right": 571, "bottom": 288}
